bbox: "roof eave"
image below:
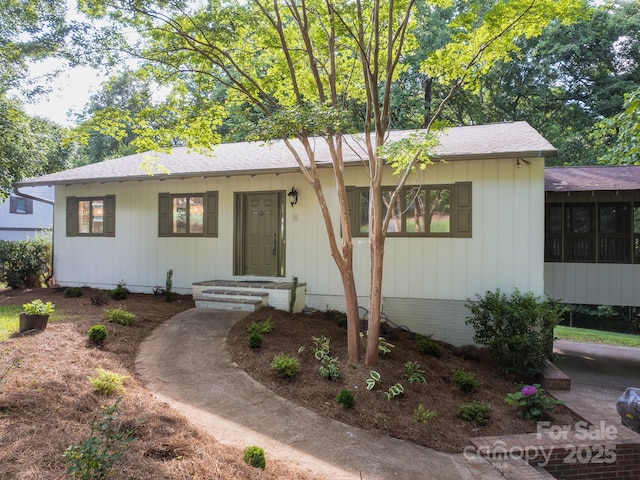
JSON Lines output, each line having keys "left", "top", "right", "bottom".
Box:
{"left": 13, "top": 149, "right": 556, "bottom": 188}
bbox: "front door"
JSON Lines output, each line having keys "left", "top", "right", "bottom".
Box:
{"left": 237, "top": 192, "right": 282, "bottom": 276}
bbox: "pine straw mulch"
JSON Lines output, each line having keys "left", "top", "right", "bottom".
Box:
{"left": 0, "top": 287, "right": 322, "bottom": 480}
{"left": 227, "top": 308, "right": 575, "bottom": 453}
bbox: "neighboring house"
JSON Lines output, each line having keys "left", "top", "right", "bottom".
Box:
{"left": 544, "top": 165, "right": 640, "bottom": 307}
{"left": 14, "top": 121, "right": 554, "bottom": 345}
{"left": 0, "top": 186, "right": 54, "bottom": 241}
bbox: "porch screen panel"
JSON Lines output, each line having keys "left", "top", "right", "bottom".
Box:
{"left": 599, "top": 203, "right": 630, "bottom": 263}
{"left": 545, "top": 204, "right": 562, "bottom": 262}
{"left": 565, "top": 204, "right": 595, "bottom": 262}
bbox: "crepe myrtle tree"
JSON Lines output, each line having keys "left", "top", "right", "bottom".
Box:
{"left": 78, "top": 0, "right": 586, "bottom": 365}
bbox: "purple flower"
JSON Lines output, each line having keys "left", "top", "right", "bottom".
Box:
{"left": 521, "top": 385, "right": 538, "bottom": 397}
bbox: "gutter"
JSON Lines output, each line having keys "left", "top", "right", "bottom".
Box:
{"left": 12, "top": 185, "right": 55, "bottom": 205}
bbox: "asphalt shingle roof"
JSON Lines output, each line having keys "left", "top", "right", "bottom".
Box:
{"left": 16, "top": 121, "right": 556, "bottom": 187}
{"left": 545, "top": 165, "right": 640, "bottom": 192}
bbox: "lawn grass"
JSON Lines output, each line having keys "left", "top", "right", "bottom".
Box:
{"left": 555, "top": 325, "right": 640, "bottom": 348}
{"left": 0, "top": 306, "right": 22, "bottom": 341}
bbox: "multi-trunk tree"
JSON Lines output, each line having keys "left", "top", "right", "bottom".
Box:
{"left": 80, "top": 0, "right": 586, "bottom": 365}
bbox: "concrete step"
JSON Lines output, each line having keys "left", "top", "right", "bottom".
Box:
{"left": 194, "top": 288, "right": 268, "bottom": 312}
{"left": 195, "top": 296, "right": 265, "bottom": 312}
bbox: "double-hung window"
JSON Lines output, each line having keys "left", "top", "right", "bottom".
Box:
{"left": 347, "top": 182, "right": 472, "bottom": 238}
{"left": 158, "top": 192, "right": 218, "bottom": 237}
{"left": 66, "top": 196, "right": 116, "bottom": 237}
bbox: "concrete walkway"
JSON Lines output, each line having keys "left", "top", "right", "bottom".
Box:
{"left": 135, "top": 308, "right": 504, "bottom": 480}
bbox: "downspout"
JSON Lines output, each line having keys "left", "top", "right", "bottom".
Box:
{"left": 12, "top": 185, "right": 55, "bottom": 285}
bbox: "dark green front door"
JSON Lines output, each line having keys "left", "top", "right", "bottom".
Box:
{"left": 242, "top": 192, "right": 279, "bottom": 276}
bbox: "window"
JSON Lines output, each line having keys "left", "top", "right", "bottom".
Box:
{"left": 158, "top": 192, "right": 218, "bottom": 237}
{"left": 599, "top": 203, "right": 631, "bottom": 263}
{"left": 66, "top": 196, "right": 116, "bottom": 237}
{"left": 545, "top": 200, "right": 640, "bottom": 264}
{"left": 347, "top": 182, "right": 471, "bottom": 238}
{"left": 9, "top": 196, "right": 33, "bottom": 214}
{"left": 565, "top": 204, "right": 595, "bottom": 262}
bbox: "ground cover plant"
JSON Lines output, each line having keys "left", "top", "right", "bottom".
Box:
{"left": 227, "top": 308, "right": 574, "bottom": 452}
{"left": 0, "top": 287, "right": 321, "bottom": 480}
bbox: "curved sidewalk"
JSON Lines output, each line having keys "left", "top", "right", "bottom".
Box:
{"left": 135, "top": 308, "right": 503, "bottom": 480}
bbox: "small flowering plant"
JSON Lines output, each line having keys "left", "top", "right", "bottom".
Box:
{"left": 505, "top": 383, "right": 564, "bottom": 421}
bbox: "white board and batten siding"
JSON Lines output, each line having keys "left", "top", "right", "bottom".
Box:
{"left": 544, "top": 263, "right": 640, "bottom": 307}
{"left": 53, "top": 156, "right": 544, "bottom": 346}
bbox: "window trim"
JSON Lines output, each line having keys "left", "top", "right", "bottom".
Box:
{"left": 66, "top": 195, "right": 116, "bottom": 237}
{"left": 347, "top": 182, "right": 472, "bottom": 238}
{"left": 158, "top": 191, "right": 218, "bottom": 238}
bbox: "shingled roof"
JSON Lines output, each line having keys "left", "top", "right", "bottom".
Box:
{"left": 545, "top": 165, "right": 640, "bottom": 192}
{"left": 16, "top": 121, "right": 556, "bottom": 187}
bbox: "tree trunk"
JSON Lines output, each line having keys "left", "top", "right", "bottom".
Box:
{"left": 365, "top": 182, "right": 385, "bottom": 366}
{"left": 339, "top": 266, "right": 361, "bottom": 363}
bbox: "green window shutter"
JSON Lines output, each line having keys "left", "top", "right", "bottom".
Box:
{"left": 204, "top": 191, "right": 219, "bottom": 237}
{"left": 104, "top": 195, "right": 116, "bottom": 237}
{"left": 453, "top": 182, "right": 472, "bottom": 238}
{"left": 158, "top": 193, "right": 170, "bottom": 237}
{"left": 66, "top": 196, "right": 78, "bottom": 237}
{"left": 9, "top": 197, "right": 16, "bottom": 213}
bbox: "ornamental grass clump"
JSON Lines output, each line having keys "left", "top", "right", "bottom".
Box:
{"left": 505, "top": 383, "right": 564, "bottom": 421}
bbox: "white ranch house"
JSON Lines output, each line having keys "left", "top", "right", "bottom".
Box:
{"left": 15, "top": 122, "right": 554, "bottom": 345}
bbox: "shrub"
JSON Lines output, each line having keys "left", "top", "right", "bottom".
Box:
{"left": 404, "top": 361, "right": 427, "bottom": 384}
{"left": 465, "top": 289, "right": 563, "bottom": 380}
{"left": 416, "top": 334, "right": 442, "bottom": 358}
{"left": 242, "top": 446, "right": 266, "bottom": 470}
{"left": 248, "top": 332, "right": 263, "bottom": 348}
{"left": 91, "top": 291, "right": 109, "bottom": 306}
{"left": 88, "top": 325, "right": 108, "bottom": 346}
{"left": 0, "top": 236, "right": 50, "bottom": 288}
{"left": 414, "top": 404, "right": 437, "bottom": 424}
{"left": 88, "top": 368, "right": 128, "bottom": 395}
{"left": 63, "top": 287, "right": 83, "bottom": 298}
{"left": 108, "top": 282, "right": 129, "bottom": 300}
{"left": 325, "top": 309, "right": 347, "bottom": 329}
{"left": 106, "top": 307, "right": 135, "bottom": 326}
{"left": 505, "top": 383, "right": 564, "bottom": 421}
{"left": 271, "top": 353, "right": 300, "bottom": 379}
{"left": 337, "top": 389, "right": 355, "bottom": 408}
{"left": 247, "top": 317, "right": 273, "bottom": 336}
{"left": 451, "top": 369, "right": 479, "bottom": 393}
{"left": 458, "top": 401, "right": 492, "bottom": 426}
{"left": 64, "top": 399, "right": 135, "bottom": 479}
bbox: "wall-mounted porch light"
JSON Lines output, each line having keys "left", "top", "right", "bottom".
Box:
{"left": 288, "top": 187, "right": 298, "bottom": 207}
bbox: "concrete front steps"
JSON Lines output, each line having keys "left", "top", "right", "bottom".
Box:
{"left": 192, "top": 280, "right": 306, "bottom": 313}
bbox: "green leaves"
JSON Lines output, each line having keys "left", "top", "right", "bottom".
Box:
{"left": 591, "top": 87, "right": 640, "bottom": 165}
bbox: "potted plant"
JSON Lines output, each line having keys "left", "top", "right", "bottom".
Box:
{"left": 19, "top": 299, "right": 55, "bottom": 333}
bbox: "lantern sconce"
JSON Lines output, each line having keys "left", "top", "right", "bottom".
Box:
{"left": 288, "top": 187, "right": 298, "bottom": 207}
